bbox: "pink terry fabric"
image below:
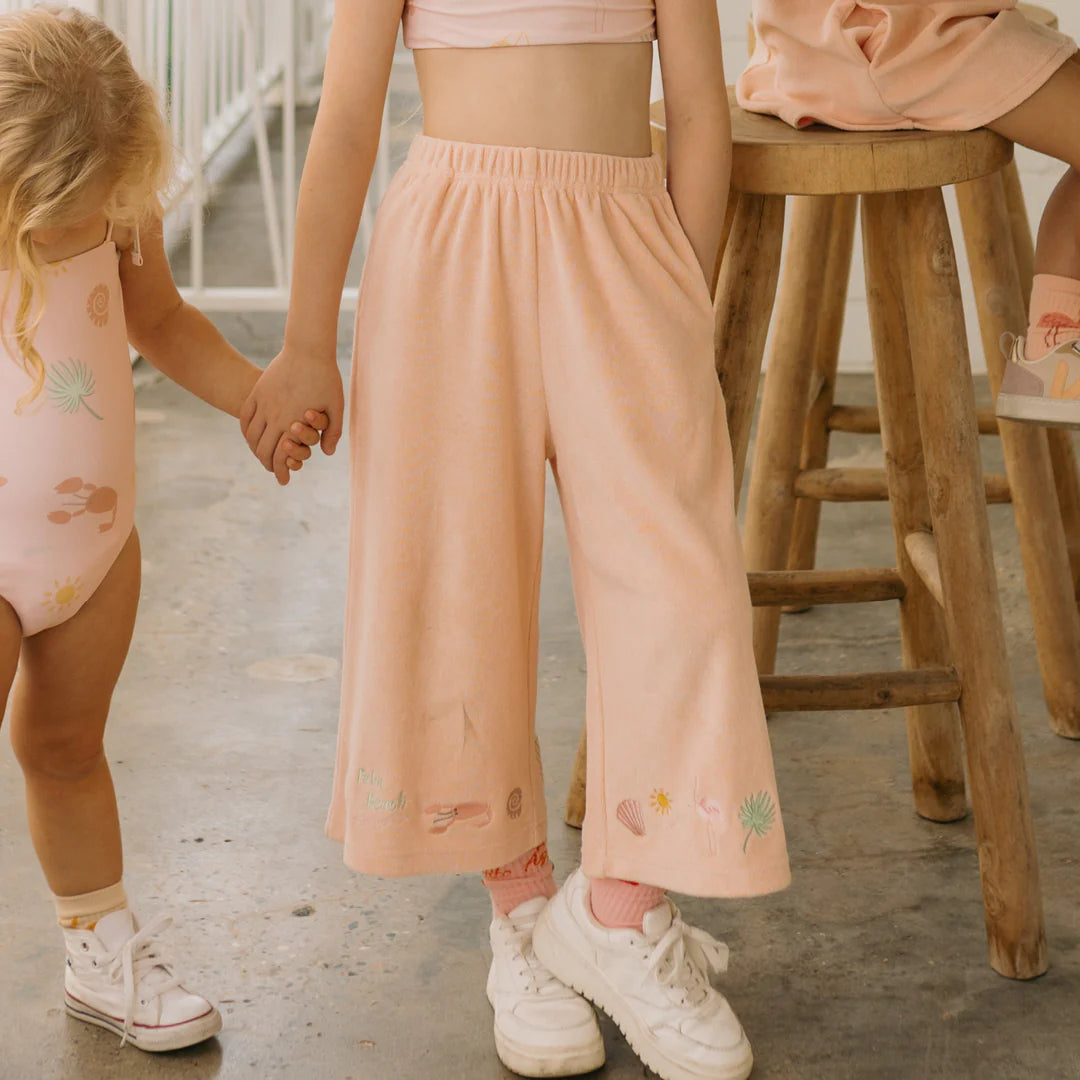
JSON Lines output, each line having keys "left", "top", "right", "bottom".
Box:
{"left": 402, "top": 0, "right": 655, "bottom": 50}
{"left": 325, "top": 136, "right": 790, "bottom": 900}
{"left": 737, "top": 1, "right": 1076, "bottom": 132}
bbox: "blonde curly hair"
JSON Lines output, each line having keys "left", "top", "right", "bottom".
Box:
{"left": 0, "top": 5, "right": 171, "bottom": 412}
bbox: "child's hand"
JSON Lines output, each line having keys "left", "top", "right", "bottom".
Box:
{"left": 277, "top": 409, "right": 331, "bottom": 483}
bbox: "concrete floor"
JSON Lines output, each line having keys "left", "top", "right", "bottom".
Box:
{"left": 4, "top": 107, "right": 1080, "bottom": 1080}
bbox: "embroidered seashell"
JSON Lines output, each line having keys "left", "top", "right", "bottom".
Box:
{"left": 616, "top": 798, "right": 646, "bottom": 837}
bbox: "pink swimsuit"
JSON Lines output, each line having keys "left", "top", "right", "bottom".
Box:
{"left": 0, "top": 228, "right": 135, "bottom": 636}
{"left": 737, "top": 1, "right": 1076, "bottom": 132}
{"left": 402, "top": 0, "right": 656, "bottom": 49}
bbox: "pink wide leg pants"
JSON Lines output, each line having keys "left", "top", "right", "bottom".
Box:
{"left": 326, "top": 137, "right": 791, "bottom": 898}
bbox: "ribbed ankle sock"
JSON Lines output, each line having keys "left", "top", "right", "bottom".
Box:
{"left": 588, "top": 877, "right": 666, "bottom": 931}
{"left": 1027, "top": 273, "right": 1080, "bottom": 359}
{"left": 483, "top": 843, "right": 557, "bottom": 917}
{"left": 54, "top": 880, "right": 128, "bottom": 930}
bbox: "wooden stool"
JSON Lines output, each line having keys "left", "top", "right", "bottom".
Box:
{"left": 745, "top": 4, "right": 1080, "bottom": 745}
{"left": 566, "top": 98, "right": 1047, "bottom": 981}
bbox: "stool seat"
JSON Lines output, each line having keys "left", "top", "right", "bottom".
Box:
{"left": 649, "top": 93, "right": 1014, "bottom": 196}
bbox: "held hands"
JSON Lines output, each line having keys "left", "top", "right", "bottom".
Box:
{"left": 278, "top": 411, "right": 331, "bottom": 477}
{"left": 240, "top": 345, "right": 345, "bottom": 485}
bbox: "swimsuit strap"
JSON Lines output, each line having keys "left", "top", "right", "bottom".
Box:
{"left": 105, "top": 219, "right": 144, "bottom": 266}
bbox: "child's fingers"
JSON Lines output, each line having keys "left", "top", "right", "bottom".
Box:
{"left": 287, "top": 456, "right": 304, "bottom": 471}
{"left": 290, "top": 422, "right": 321, "bottom": 448}
{"left": 304, "top": 410, "right": 330, "bottom": 432}
{"left": 270, "top": 442, "right": 293, "bottom": 486}
{"left": 280, "top": 438, "right": 312, "bottom": 462}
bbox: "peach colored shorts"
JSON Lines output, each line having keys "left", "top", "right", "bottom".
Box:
{"left": 325, "top": 137, "right": 791, "bottom": 899}
{"left": 737, "top": 1, "right": 1077, "bottom": 131}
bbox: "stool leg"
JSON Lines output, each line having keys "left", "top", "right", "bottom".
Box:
{"left": 785, "top": 195, "right": 859, "bottom": 609}
{"left": 1001, "top": 160, "right": 1080, "bottom": 603}
{"left": 714, "top": 193, "right": 787, "bottom": 499}
{"left": 744, "top": 195, "right": 836, "bottom": 674}
{"left": 957, "top": 172, "right": 1080, "bottom": 740}
{"left": 862, "top": 193, "right": 967, "bottom": 823}
{"left": 898, "top": 186, "right": 1046, "bottom": 979}
{"left": 564, "top": 723, "right": 588, "bottom": 829}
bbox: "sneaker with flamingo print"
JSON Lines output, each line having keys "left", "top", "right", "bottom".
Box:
{"left": 996, "top": 331, "right": 1080, "bottom": 428}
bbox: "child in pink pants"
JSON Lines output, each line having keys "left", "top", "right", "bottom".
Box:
{"left": 738, "top": 1, "right": 1080, "bottom": 427}
{"left": 242, "top": 2, "right": 790, "bottom": 1078}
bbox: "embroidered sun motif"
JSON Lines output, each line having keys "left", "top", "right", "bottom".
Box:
{"left": 86, "top": 284, "right": 109, "bottom": 327}
{"left": 649, "top": 788, "right": 673, "bottom": 815}
{"left": 43, "top": 576, "right": 82, "bottom": 613}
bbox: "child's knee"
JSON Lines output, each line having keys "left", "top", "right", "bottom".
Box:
{"left": 11, "top": 722, "right": 105, "bottom": 783}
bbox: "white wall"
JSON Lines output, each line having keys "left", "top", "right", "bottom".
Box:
{"left": 653, "top": 2, "right": 1079, "bottom": 373}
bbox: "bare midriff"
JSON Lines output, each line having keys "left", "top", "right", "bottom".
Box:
{"left": 414, "top": 42, "right": 654, "bottom": 158}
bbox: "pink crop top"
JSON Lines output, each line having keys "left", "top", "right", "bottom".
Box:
{"left": 402, "top": 1, "right": 657, "bottom": 50}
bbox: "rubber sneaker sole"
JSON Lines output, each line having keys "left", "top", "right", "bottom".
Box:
{"left": 533, "top": 909, "right": 753, "bottom": 1080}
{"left": 65, "top": 990, "right": 222, "bottom": 1052}
{"left": 996, "top": 392, "right": 1080, "bottom": 429}
{"left": 490, "top": 1019, "right": 606, "bottom": 1078}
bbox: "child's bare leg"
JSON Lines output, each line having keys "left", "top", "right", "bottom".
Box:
{"left": 984, "top": 56, "right": 1080, "bottom": 423}
{"left": 0, "top": 598, "right": 21, "bottom": 732}
{"left": 8, "top": 529, "right": 140, "bottom": 896}
{"left": 988, "top": 56, "right": 1080, "bottom": 280}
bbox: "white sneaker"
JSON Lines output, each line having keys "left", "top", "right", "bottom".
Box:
{"left": 533, "top": 869, "right": 753, "bottom": 1080}
{"left": 63, "top": 908, "right": 222, "bottom": 1051}
{"left": 487, "top": 896, "right": 606, "bottom": 1077}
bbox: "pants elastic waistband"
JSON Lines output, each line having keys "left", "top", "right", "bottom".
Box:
{"left": 405, "top": 135, "right": 666, "bottom": 194}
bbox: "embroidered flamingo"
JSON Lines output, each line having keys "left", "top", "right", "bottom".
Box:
{"left": 1036, "top": 311, "right": 1080, "bottom": 350}
{"left": 0, "top": 477, "right": 7, "bottom": 488}
{"left": 694, "top": 778, "right": 726, "bottom": 856}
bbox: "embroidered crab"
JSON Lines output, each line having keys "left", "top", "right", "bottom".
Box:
{"left": 48, "top": 477, "right": 118, "bottom": 532}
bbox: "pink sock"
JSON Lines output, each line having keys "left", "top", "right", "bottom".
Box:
{"left": 589, "top": 877, "right": 667, "bottom": 931}
{"left": 1027, "top": 273, "right": 1080, "bottom": 358}
{"left": 483, "top": 842, "right": 557, "bottom": 917}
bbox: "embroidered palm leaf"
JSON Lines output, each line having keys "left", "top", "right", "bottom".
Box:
{"left": 738, "top": 791, "right": 776, "bottom": 853}
{"left": 46, "top": 359, "right": 102, "bottom": 420}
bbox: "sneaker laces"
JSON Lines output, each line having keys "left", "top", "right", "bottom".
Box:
{"left": 644, "top": 913, "right": 730, "bottom": 1010}
{"left": 503, "top": 924, "right": 564, "bottom": 996}
{"left": 101, "top": 915, "right": 181, "bottom": 1045}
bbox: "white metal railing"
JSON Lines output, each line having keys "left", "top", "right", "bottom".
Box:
{"left": 0, "top": 0, "right": 378, "bottom": 313}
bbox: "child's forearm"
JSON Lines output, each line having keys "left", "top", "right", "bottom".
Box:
{"left": 657, "top": 0, "right": 731, "bottom": 295}
{"left": 284, "top": 128, "right": 375, "bottom": 359}
{"left": 283, "top": 4, "right": 399, "bottom": 359}
{"left": 666, "top": 100, "right": 732, "bottom": 295}
{"left": 133, "top": 302, "right": 258, "bottom": 418}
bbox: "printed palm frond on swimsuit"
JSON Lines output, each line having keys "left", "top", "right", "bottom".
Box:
{"left": 46, "top": 358, "right": 103, "bottom": 420}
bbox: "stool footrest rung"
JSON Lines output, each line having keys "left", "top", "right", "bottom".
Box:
{"left": 749, "top": 568, "right": 905, "bottom": 607}
{"left": 794, "top": 467, "right": 1011, "bottom": 504}
{"left": 761, "top": 668, "right": 961, "bottom": 711}
{"left": 827, "top": 403, "right": 999, "bottom": 436}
